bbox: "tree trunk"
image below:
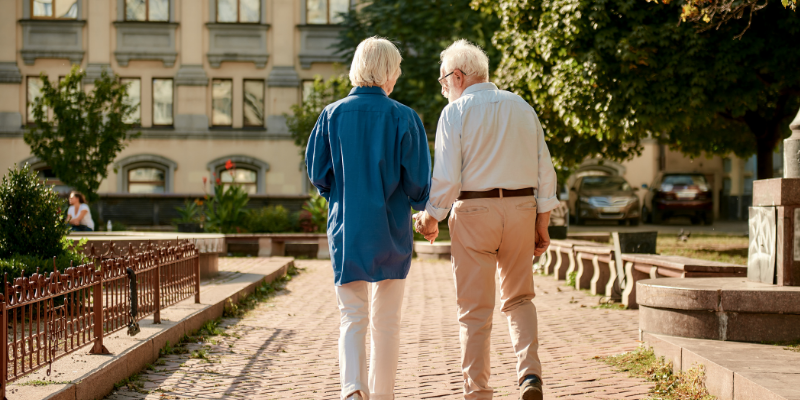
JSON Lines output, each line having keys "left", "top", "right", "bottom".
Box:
{"left": 755, "top": 125, "right": 782, "bottom": 180}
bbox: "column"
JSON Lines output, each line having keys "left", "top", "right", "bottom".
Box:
{"left": 83, "top": 0, "right": 112, "bottom": 87}
{"left": 0, "top": 0, "right": 22, "bottom": 130}
{"left": 174, "top": 0, "right": 209, "bottom": 131}
{"left": 265, "top": 0, "right": 300, "bottom": 135}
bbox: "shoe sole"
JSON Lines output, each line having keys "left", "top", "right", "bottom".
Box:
{"left": 521, "top": 387, "right": 543, "bottom": 400}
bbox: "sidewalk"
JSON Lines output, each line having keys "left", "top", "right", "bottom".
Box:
{"left": 106, "top": 259, "right": 653, "bottom": 399}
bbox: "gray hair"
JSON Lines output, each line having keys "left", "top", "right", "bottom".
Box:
{"left": 440, "top": 39, "right": 489, "bottom": 81}
{"left": 349, "top": 37, "right": 403, "bottom": 87}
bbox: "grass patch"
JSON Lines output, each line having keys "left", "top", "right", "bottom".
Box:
{"left": 566, "top": 271, "right": 577, "bottom": 288}
{"left": 761, "top": 339, "right": 800, "bottom": 352}
{"left": 593, "top": 302, "right": 627, "bottom": 310}
{"left": 598, "top": 346, "right": 716, "bottom": 400}
{"left": 114, "top": 373, "right": 147, "bottom": 394}
{"left": 657, "top": 235, "right": 748, "bottom": 265}
{"left": 18, "top": 379, "right": 71, "bottom": 386}
{"left": 223, "top": 264, "right": 301, "bottom": 318}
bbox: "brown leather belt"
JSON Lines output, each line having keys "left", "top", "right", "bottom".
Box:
{"left": 457, "top": 188, "right": 535, "bottom": 201}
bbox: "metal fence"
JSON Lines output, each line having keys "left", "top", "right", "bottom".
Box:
{"left": 0, "top": 240, "right": 200, "bottom": 398}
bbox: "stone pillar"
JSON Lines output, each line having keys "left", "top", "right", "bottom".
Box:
{"left": 84, "top": 0, "right": 112, "bottom": 87}
{"left": 748, "top": 110, "right": 800, "bottom": 286}
{"left": 265, "top": 0, "right": 299, "bottom": 136}
{"left": 174, "top": 1, "right": 209, "bottom": 131}
{"left": 0, "top": 0, "right": 22, "bottom": 130}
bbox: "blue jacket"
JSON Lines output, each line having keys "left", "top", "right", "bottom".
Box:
{"left": 306, "top": 86, "right": 432, "bottom": 286}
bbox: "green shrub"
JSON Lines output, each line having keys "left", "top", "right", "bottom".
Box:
{"left": 246, "top": 206, "right": 292, "bottom": 233}
{"left": 174, "top": 200, "right": 204, "bottom": 224}
{"left": 302, "top": 195, "right": 328, "bottom": 233}
{"left": 204, "top": 184, "right": 249, "bottom": 233}
{"left": 0, "top": 237, "right": 89, "bottom": 291}
{"left": 0, "top": 164, "right": 69, "bottom": 259}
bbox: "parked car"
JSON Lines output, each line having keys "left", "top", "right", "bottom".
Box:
{"left": 642, "top": 173, "right": 713, "bottom": 225}
{"left": 568, "top": 175, "right": 640, "bottom": 225}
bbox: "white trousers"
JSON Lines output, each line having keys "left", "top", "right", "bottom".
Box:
{"left": 336, "top": 279, "right": 406, "bottom": 400}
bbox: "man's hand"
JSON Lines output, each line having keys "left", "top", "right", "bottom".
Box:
{"left": 534, "top": 211, "right": 551, "bottom": 257}
{"left": 413, "top": 211, "right": 439, "bottom": 244}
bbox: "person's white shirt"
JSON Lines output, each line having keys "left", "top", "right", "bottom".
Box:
{"left": 68, "top": 203, "right": 94, "bottom": 230}
{"left": 424, "top": 82, "right": 559, "bottom": 221}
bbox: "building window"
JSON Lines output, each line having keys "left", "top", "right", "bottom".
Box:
{"left": 128, "top": 167, "right": 166, "bottom": 193}
{"left": 32, "top": 0, "right": 78, "bottom": 19}
{"left": 212, "top": 79, "right": 233, "bottom": 126}
{"left": 152, "top": 78, "right": 173, "bottom": 126}
{"left": 125, "top": 0, "right": 169, "bottom": 21}
{"left": 302, "top": 80, "right": 315, "bottom": 102}
{"left": 306, "top": 0, "right": 348, "bottom": 24}
{"left": 219, "top": 167, "right": 258, "bottom": 194}
{"left": 243, "top": 79, "right": 264, "bottom": 127}
{"left": 121, "top": 78, "right": 141, "bottom": 125}
{"left": 217, "top": 0, "right": 260, "bottom": 23}
{"left": 27, "top": 76, "right": 45, "bottom": 124}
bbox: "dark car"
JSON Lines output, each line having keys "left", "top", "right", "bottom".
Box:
{"left": 642, "top": 173, "right": 713, "bottom": 225}
{"left": 568, "top": 175, "right": 640, "bottom": 225}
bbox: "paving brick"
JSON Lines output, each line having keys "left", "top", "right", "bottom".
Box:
{"left": 106, "top": 258, "right": 653, "bottom": 399}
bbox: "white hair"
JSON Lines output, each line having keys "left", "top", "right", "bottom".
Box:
{"left": 349, "top": 37, "right": 402, "bottom": 87}
{"left": 439, "top": 39, "right": 490, "bottom": 81}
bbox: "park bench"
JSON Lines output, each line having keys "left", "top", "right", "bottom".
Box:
{"left": 547, "top": 239, "right": 611, "bottom": 281}
{"left": 225, "top": 233, "right": 330, "bottom": 259}
{"left": 414, "top": 241, "right": 452, "bottom": 260}
{"left": 620, "top": 254, "right": 747, "bottom": 309}
{"left": 566, "top": 232, "right": 610, "bottom": 244}
{"left": 573, "top": 245, "right": 617, "bottom": 296}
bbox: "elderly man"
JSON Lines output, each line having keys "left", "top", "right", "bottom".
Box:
{"left": 415, "top": 40, "right": 557, "bottom": 400}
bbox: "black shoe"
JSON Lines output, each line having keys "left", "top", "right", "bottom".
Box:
{"left": 520, "top": 375, "right": 543, "bottom": 400}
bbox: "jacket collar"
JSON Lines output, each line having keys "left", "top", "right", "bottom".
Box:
{"left": 349, "top": 86, "right": 388, "bottom": 96}
{"left": 461, "top": 82, "right": 498, "bottom": 97}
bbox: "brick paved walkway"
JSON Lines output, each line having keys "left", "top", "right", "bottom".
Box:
{"left": 107, "top": 258, "right": 653, "bottom": 399}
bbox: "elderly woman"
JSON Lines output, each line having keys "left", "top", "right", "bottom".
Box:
{"left": 67, "top": 191, "right": 94, "bottom": 231}
{"left": 306, "top": 37, "right": 431, "bottom": 400}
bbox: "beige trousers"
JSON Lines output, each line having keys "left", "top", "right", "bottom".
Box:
{"left": 448, "top": 195, "right": 542, "bottom": 400}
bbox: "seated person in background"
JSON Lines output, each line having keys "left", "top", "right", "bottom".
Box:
{"left": 67, "top": 191, "right": 94, "bottom": 232}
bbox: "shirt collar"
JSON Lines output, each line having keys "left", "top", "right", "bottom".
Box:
{"left": 461, "top": 82, "right": 498, "bottom": 97}
{"left": 349, "top": 86, "right": 388, "bottom": 96}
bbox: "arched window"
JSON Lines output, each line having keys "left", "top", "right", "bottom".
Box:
{"left": 128, "top": 167, "right": 166, "bottom": 193}
{"left": 115, "top": 154, "right": 177, "bottom": 193}
{"left": 218, "top": 167, "right": 257, "bottom": 194}
{"left": 207, "top": 155, "right": 269, "bottom": 194}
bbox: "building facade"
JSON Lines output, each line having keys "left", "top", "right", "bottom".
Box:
{"left": 0, "top": 0, "right": 347, "bottom": 212}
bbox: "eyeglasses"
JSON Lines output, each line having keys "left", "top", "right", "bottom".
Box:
{"left": 438, "top": 69, "right": 466, "bottom": 86}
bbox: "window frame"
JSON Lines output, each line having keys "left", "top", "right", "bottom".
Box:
{"left": 211, "top": 78, "right": 234, "bottom": 127}
{"left": 216, "top": 0, "right": 261, "bottom": 23}
{"left": 306, "top": 0, "right": 349, "bottom": 25}
{"left": 120, "top": 77, "right": 142, "bottom": 126}
{"left": 216, "top": 166, "right": 258, "bottom": 194}
{"left": 124, "top": 0, "right": 170, "bottom": 22}
{"left": 27, "top": 75, "right": 46, "bottom": 126}
{"left": 151, "top": 77, "right": 174, "bottom": 127}
{"left": 31, "top": 0, "right": 79, "bottom": 19}
{"left": 127, "top": 166, "right": 167, "bottom": 194}
{"left": 242, "top": 79, "right": 264, "bottom": 127}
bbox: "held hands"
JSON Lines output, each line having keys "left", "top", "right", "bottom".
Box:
{"left": 534, "top": 211, "right": 551, "bottom": 257}
{"left": 413, "top": 211, "right": 439, "bottom": 244}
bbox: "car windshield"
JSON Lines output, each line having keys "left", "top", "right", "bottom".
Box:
{"left": 661, "top": 175, "right": 708, "bottom": 186}
{"left": 581, "top": 176, "right": 631, "bottom": 191}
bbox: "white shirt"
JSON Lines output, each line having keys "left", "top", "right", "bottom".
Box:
{"left": 68, "top": 203, "right": 94, "bottom": 230}
{"left": 424, "top": 82, "right": 559, "bottom": 221}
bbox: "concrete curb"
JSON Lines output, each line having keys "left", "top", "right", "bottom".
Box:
{"left": 10, "top": 257, "right": 293, "bottom": 400}
{"left": 643, "top": 332, "right": 800, "bottom": 400}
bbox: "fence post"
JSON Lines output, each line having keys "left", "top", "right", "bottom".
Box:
{"left": 154, "top": 258, "right": 161, "bottom": 324}
{"left": 1, "top": 296, "right": 7, "bottom": 400}
{"left": 194, "top": 254, "right": 200, "bottom": 304}
{"left": 90, "top": 268, "right": 110, "bottom": 354}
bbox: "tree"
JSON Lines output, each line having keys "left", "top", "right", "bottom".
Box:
{"left": 285, "top": 74, "right": 352, "bottom": 157}
{"left": 337, "top": 0, "right": 501, "bottom": 131}
{"left": 477, "top": 0, "right": 800, "bottom": 178}
{"left": 663, "top": 0, "right": 796, "bottom": 39}
{"left": 25, "top": 65, "right": 139, "bottom": 202}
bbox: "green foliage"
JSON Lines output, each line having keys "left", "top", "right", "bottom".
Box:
{"left": 0, "top": 164, "right": 69, "bottom": 260}
{"left": 337, "top": 0, "right": 501, "bottom": 130}
{"left": 222, "top": 264, "right": 300, "bottom": 318}
{"left": 566, "top": 271, "right": 577, "bottom": 288}
{"left": 478, "top": 0, "right": 800, "bottom": 177}
{"left": 302, "top": 195, "right": 328, "bottom": 233}
{"left": 24, "top": 65, "right": 139, "bottom": 202}
{"left": 204, "top": 184, "right": 249, "bottom": 234}
{"left": 285, "top": 74, "right": 352, "bottom": 157}
{"left": 246, "top": 205, "right": 293, "bottom": 233}
{"left": 174, "top": 200, "right": 204, "bottom": 224}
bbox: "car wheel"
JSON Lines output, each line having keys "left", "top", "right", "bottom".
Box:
{"left": 642, "top": 206, "right": 651, "bottom": 224}
{"left": 652, "top": 209, "right": 663, "bottom": 224}
{"left": 574, "top": 206, "right": 583, "bottom": 225}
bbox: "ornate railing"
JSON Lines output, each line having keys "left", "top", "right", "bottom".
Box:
{"left": 0, "top": 240, "right": 200, "bottom": 398}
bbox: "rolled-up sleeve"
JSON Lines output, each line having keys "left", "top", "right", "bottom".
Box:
{"left": 400, "top": 112, "right": 432, "bottom": 210}
{"left": 425, "top": 106, "right": 462, "bottom": 221}
{"left": 533, "top": 111, "right": 559, "bottom": 213}
{"left": 305, "top": 110, "right": 333, "bottom": 201}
